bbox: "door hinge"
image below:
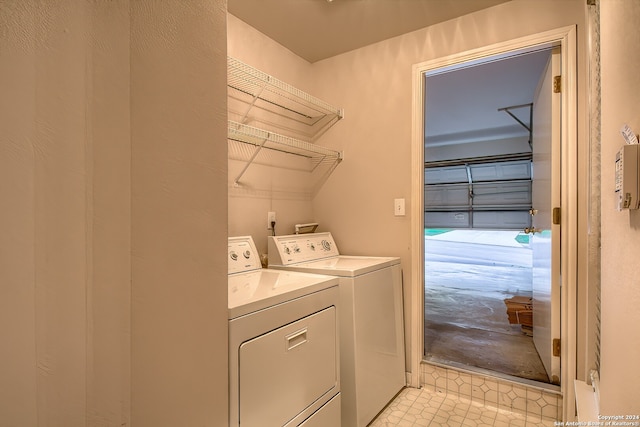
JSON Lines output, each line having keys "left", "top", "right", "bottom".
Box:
{"left": 553, "top": 338, "right": 561, "bottom": 357}
{"left": 553, "top": 75, "right": 562, "bottom": 93}
{"left": 553, "top": 207, "right": 561, "bottom": 225}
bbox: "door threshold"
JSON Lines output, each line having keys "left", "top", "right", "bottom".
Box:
{"left": 422, "top": 356, "right": 561, "bottom": 394}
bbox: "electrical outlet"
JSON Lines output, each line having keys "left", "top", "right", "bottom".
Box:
{"left": 267, "top": 211, "right": 276, "bottom": 229}
{"left": 394, "top": 198, "right": 405, "bottom": 216}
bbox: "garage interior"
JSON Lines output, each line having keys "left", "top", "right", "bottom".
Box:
{"left": 424, "top": 228, "right": 549, "bottom": 383}
{"left": 423, "top": 48, "right": 553, "bottom": 384}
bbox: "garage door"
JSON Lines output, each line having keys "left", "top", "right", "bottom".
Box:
{"left": 424, "top": 158, "right": 532, "bottom": 230}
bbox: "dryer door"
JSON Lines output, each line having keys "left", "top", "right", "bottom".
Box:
{"left": 239, "top": 306, "right": 337, "bottom": 427}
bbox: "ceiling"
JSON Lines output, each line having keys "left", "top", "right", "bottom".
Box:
{"left": 426, "top": 48, "right": 552, "bottom": 146}
{"left": 228, "top": 0, "right": 512, "bottom": 63}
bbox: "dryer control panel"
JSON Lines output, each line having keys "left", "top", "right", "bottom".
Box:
{"left": 268, "top": 232, "right": 340, "bottom": 265}
{"left": 228, "top": 236, "right": 262, "bottom": 274}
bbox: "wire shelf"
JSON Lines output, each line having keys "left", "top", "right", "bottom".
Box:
{"left": 228, "top": 56, "right": 343, "bottom": 140}
{"left": 228, "top": 121, "right": 342, "bottom": 186}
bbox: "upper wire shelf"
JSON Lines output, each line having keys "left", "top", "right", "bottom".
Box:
{"left": 227, "top": 56, "right": 343, "bottom": 141}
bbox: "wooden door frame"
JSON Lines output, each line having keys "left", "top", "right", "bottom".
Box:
{"left": 410, "top": 26, "right": 578, "bottom": 420}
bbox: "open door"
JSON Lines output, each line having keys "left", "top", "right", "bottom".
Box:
{"left": 530, "top": 47, "right": 561, "bottom": 385}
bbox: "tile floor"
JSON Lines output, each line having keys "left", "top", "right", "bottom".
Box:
{"left": 419, "top": 362, "right": 561, "bottom": 420}
{"left": 369, "top": 387, "right": 553, "bottom": 427}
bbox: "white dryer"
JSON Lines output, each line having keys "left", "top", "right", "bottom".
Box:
{"left": 268, "top": 232, "right": 405, "bottom": 427}
{"left": 228, "top": 236, "right": 341, "bottom": 427}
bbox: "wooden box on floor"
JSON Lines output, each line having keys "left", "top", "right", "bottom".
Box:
{"left": 504, "top": 296, "right": 533, "bottom": 335}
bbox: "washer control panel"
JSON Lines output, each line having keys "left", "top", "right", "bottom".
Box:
{"left": 268, "top": 232, "right": 340, "bottom": 265}
{"left": 228, "top": 236, "right": 262, "bottom": 274}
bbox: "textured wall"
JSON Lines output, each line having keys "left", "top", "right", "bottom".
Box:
{"left": 86, "top": 1, "right": 132, "bottom": 424}
{"left": 1, "top": 2, "right": 94, "bottom": 424}
{"left": 600, "top": 0, "right": 640, "bottom": 414}
{"left": 130, "top": 1, "right": 228, "bottom": 426}
{"left": 0, "top": 1, "right": 228, "bottom": 426}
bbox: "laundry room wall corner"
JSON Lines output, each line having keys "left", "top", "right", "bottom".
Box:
{"left": 227, "top": 14, "right": 324, "bottom": 255}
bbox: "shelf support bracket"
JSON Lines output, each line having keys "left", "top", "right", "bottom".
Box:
{"left": 233, "top": 135, "right": 269, "bottom": 186}
{"left": 240, "top": 82, "right": 268, "bottom": 124}
{"left": 498, "top": 103, "right": 533, "bottom": 148}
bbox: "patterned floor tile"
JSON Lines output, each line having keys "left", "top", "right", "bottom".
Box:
{"left": 370, "top": 387, "right": 556, "bottom": 426}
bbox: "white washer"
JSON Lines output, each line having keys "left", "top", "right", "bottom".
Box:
{"left": 268, "top": 232, "right": 405, "bottom": 427}
{"left": 228, "top": 236, "right": 341, "bottom": 427}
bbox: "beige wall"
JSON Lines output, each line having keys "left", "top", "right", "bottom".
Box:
{"left": 0, "top": 1, "right": 229, "bottom": 426}
{"left": 87, "top": 1, "right": 132, "bottom": 424}
{"left": 1, "top": 2, "right": 86, "bottom": 424}
{"left": 130, "top": 1, "right": 228, "bottom": 426}
{"left": 600, "top": 0, "right": 640, "bottom": 414}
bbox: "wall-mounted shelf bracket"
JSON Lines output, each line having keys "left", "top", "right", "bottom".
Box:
{"left": 498, "top": 103, "right": 533, "bottom": 148}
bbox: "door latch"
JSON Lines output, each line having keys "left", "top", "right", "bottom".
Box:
{"left": 524, "top": 227, "right": 542, "bottom": 234}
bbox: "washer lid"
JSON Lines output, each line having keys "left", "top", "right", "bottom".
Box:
{"left": 228, "top": 269, "right": 338, "bottom": 319}
{"left": 271, "top": 255, "right": 400, "bottom": 277}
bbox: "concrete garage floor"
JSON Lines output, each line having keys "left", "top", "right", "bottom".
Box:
{"left": 424, "top": 230, "right": 550, "bottom": 384}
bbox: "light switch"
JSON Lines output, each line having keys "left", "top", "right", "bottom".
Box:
{"left": 394, "top": 198, "right": 405, "bottom": 216}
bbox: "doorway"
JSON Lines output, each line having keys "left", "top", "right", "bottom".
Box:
{"left": 422, "top": 47, "right": 560, "bottom": 385}
{"left": 411, "top": 26, "right": 577, "bottom": 412}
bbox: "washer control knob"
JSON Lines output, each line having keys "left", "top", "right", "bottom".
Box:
{"left": 293, "top": 245, "right": 301, "bottom": 253}
{"left": 321, "top": 240, "right": 331, "bottom": 251}
{"left": 230, "top": 251, "right": 238, "bottom": 261}
{"left": 310, "top": 243, "right": 316, "bottom": 251}
{"left": 284, "top": 246, "right": 291, "bottom": 255}
{"left": 243, "top": 250, "right": 251, "bottom": 259}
